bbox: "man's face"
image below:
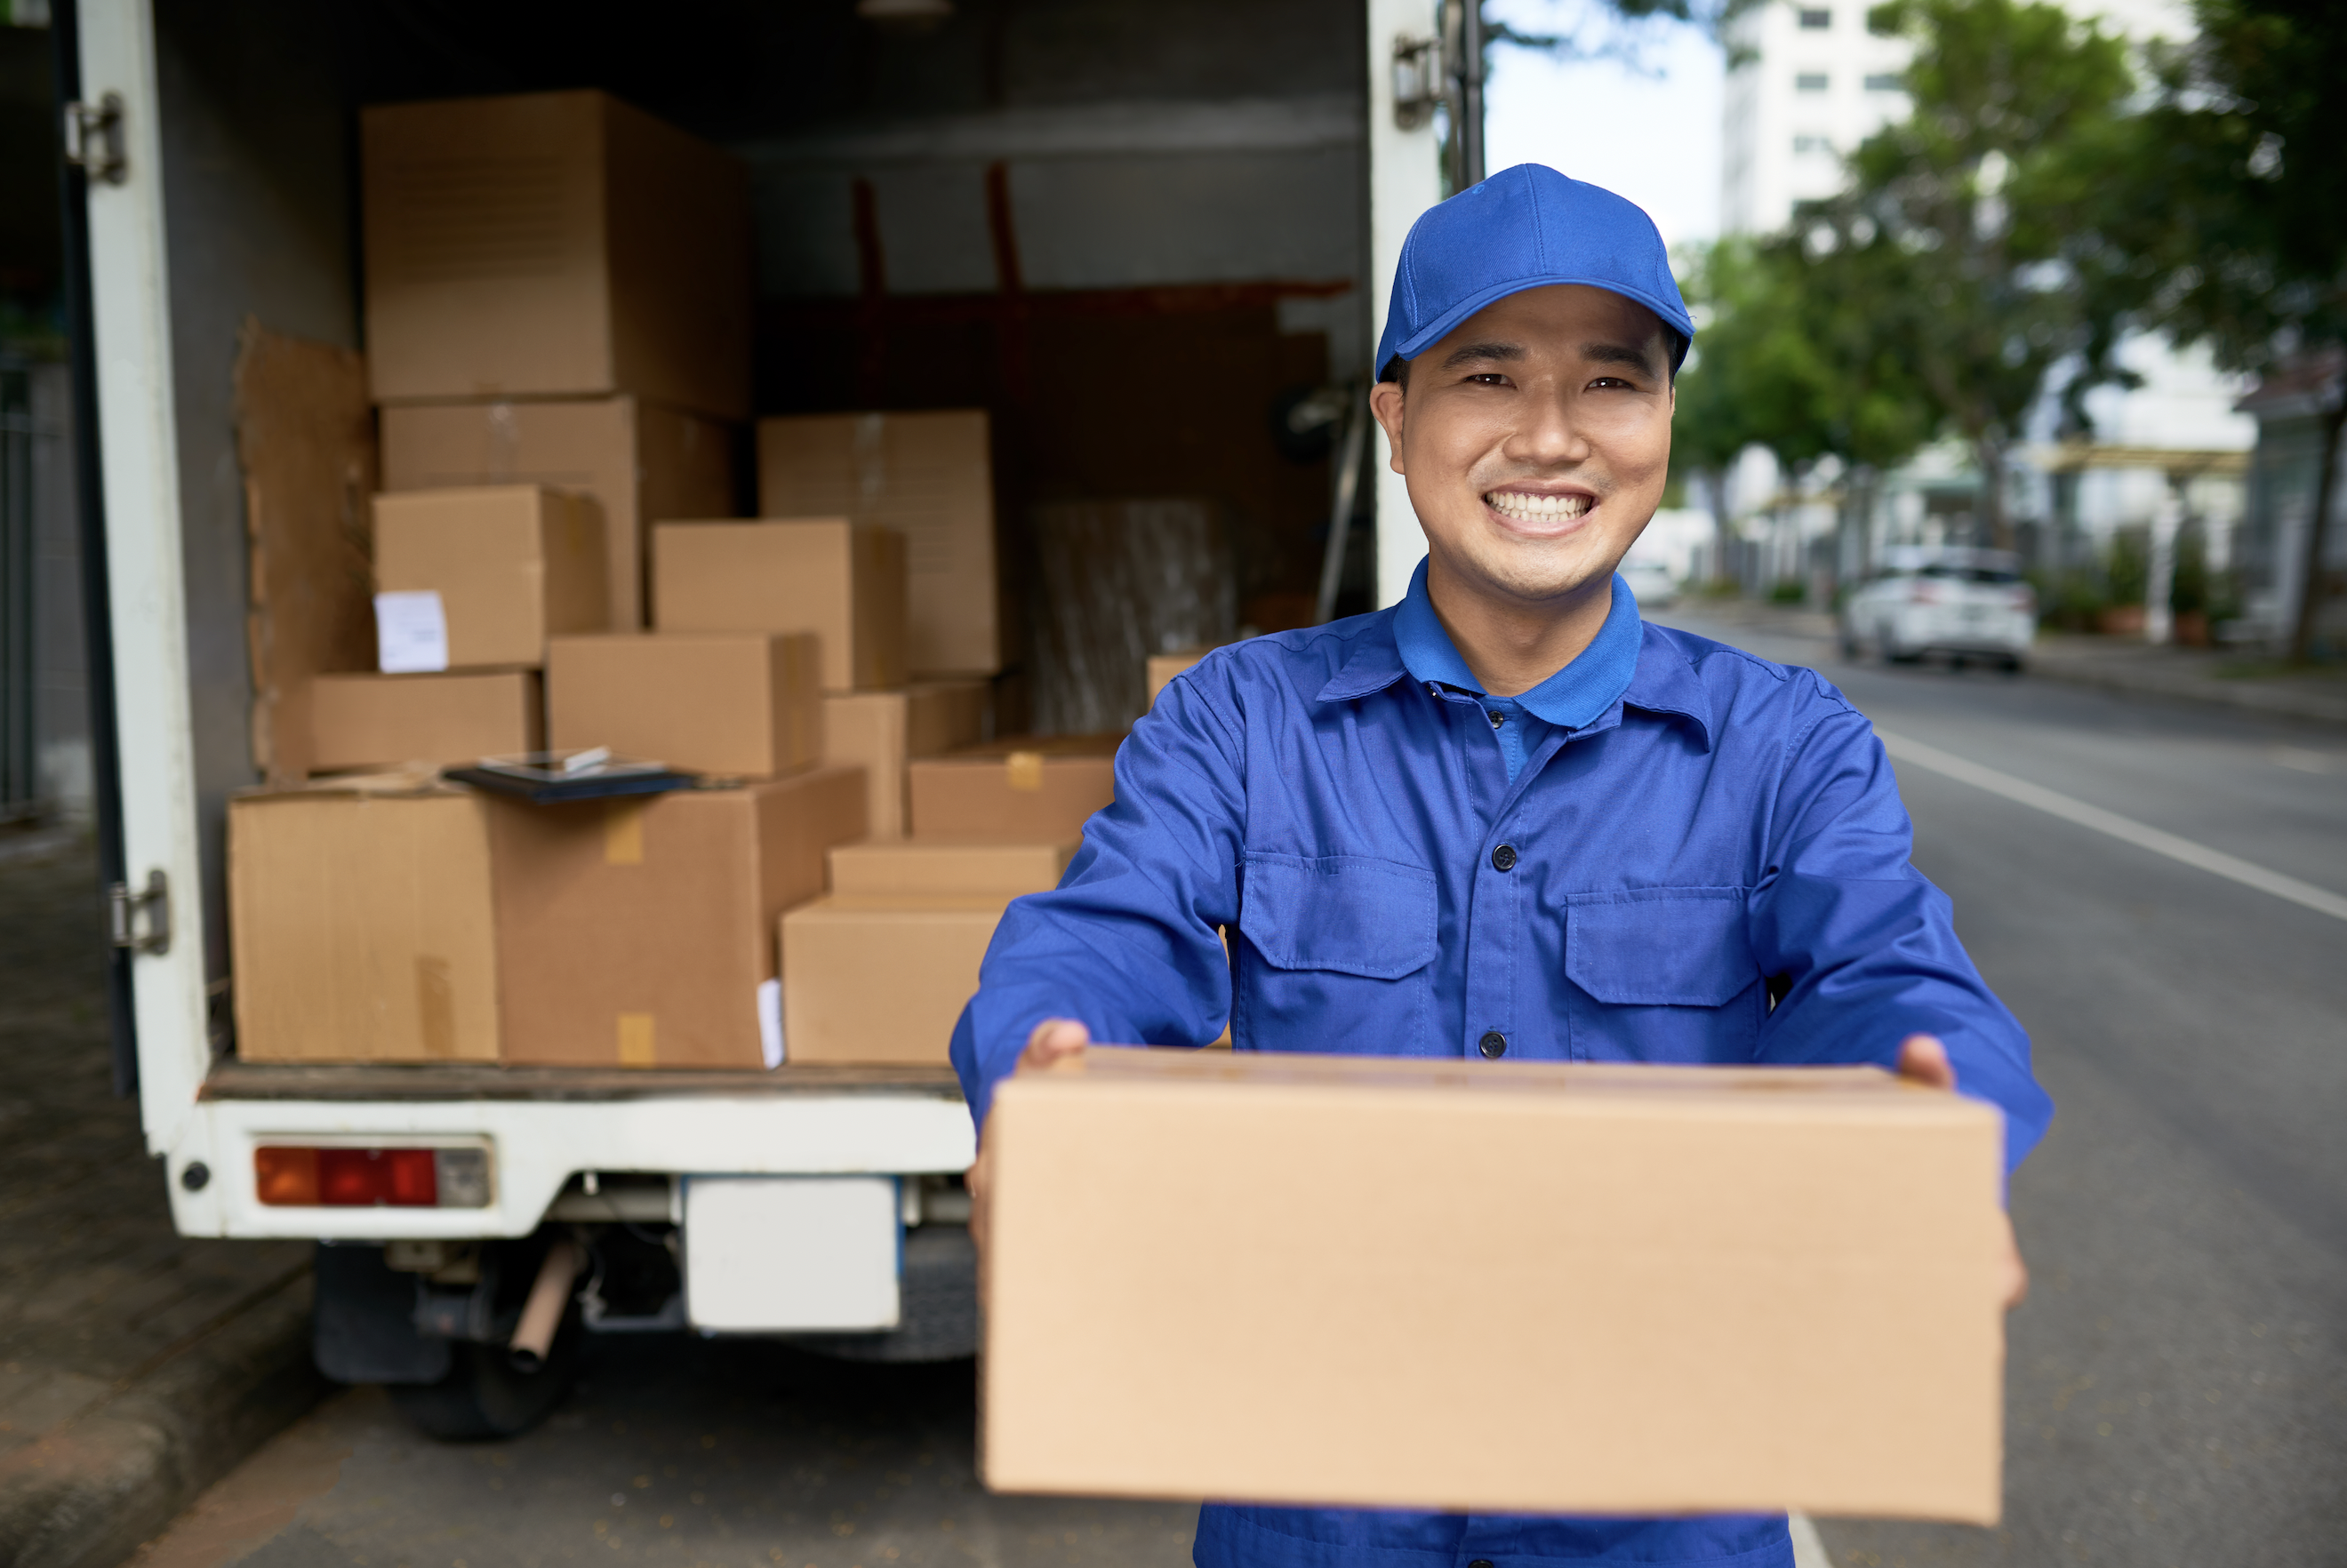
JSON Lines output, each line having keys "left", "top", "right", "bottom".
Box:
{"left": 1371, "top": 284, "right": 1674, "bottom": 609}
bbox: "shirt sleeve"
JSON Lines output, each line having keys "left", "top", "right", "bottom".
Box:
{"left": 949, "top": 670, "right": 1247, "bottom": 1130}
{"left": 1746, "top": 689, "right": 2055, "bottom": 1173}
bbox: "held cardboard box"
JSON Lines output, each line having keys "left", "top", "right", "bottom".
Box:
{"left": 380, "top": 396, "right": 741, "bottom": 630}
{"left": 490, "top": 768, "right": 866, "bottom": 1067}
{"left": 909, "top": 735, "right": 1119, "bottom": 844}
{"left": 822, "top": 681, "right": 990, "bottom": 839}
{"left": 983, "top": 1052, "right": 2006, "bottom": 1522}
{"left": 547, "top": 632, "right": 821, "bottom": 778}
{"left": 828, "top": 840, "right": 1070, "bottom": 899}
{"left": 363, "top": 90, "right": 752, "bottom": 420}
{"left": 307, "top": 670, "right": 543, "bottom": 772}
{"left": 779, "top": 896, "right": 1009, "bottom": 1065}
{"left": 228, "top": 777, "right": 499, "bottom": 1062}
{"left": 372, "top": 486, "right": 607, "bottom": 669}
{"left": 654, "top": 519, "right": 909, "bottom": 692}
{"left": 757, "top": 411, "right": 997, "bottom": 676}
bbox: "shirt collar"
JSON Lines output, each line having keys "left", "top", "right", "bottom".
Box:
{"left": 1387, "top": 557, "right": 1645, "bottom": 731}
{"left": 1315, "top": 565, "right": 1712, "bottom": 749}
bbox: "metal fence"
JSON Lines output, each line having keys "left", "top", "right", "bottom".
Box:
{"left": 0, "top": 357, "right": 36, "bottom": 823}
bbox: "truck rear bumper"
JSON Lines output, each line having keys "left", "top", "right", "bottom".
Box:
{"left": 170, "top": 1062, "right": 974, "bottom": 1239}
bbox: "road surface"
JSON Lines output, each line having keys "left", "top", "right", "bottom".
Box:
{"left": 132, "top": 610, "right": 2347, "bottom": 1568}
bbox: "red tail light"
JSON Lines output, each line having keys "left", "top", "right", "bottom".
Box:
{"left": 1908, "top": 581, "right": 1942, "bottom": 604}
{"left": 254, "top": 1146, "right": 490, "bottom": 1207}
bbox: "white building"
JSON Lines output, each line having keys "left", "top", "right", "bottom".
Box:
{"left": 1714, "top": 0, "right": 2253, "bottom": 633}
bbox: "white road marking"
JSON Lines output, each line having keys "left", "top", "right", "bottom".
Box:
{"left": 1878, "top": 730, "right": 2347, "bottom": 924}
{"left": 1789, "top": 1511, "right": 1835, "bottom": 1568}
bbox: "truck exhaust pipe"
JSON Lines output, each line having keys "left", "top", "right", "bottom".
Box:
{"left": 509, "top": 1239, "right": 584, "bottom": 1372}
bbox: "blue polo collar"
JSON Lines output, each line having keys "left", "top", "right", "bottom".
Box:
{"left": 1316, "top": 564, "right": 1712, "bottom": 747}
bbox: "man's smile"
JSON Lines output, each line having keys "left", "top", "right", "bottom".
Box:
{"left": 1482, "top": 487, "right": 1596, "bottom": 528}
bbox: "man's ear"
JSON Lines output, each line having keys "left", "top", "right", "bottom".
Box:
{"left": 1369, "top": 380, "right": 1409, "bottom": 476}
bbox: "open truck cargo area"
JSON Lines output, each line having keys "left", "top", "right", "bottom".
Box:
{"left": 71, "top": 0, "right": 1438, "bottom": 1434}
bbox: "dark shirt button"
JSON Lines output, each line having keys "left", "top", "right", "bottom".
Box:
{"left": 1491, "top": 843, "right": 1518, "bottom": 872}
{"left": 1478, "top": 1030, "right": 1508, "bottom": 1059}
{"left": 1470, "top": 1560, "right": 1496, "bottom": 1567}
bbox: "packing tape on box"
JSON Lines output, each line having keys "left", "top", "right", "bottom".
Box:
{"left": 1005, "top": 750, "right": 1045, "bottom": 792}
{"left": 617, "top": 1012, "right": 656, "bottom": 1068}
{"left": 605, "top": 799, "right": 646, "bottom": 865}
{"left": 417, "top": 956, "right": 456, "bottom": 1060}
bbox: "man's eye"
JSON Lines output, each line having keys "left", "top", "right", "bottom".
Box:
{"left": 1465, "top": 373, "right": 1510, "bottom": 385}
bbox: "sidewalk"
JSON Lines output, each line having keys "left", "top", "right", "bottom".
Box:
{"left": 0, "top": 831, "right": 326, "bottom": 1568}
{"left": 1659, "top": 596, "right": 2347, "bottom": 729}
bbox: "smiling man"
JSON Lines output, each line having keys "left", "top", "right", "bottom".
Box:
{"left": 952, "top": 164, "right": 2050, "bottom": 1568}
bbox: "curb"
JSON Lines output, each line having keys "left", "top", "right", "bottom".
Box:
{"left": 0, "top": 1268, "right": 330, "bottom": 1568}
{"left": 2023, "top": 655, "right": 2347, "bottom": 729}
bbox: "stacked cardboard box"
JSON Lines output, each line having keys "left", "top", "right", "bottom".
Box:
{"left": 364, "top": 89, "right": 754, "bottom": 629}
{"left": 302, "top": 484, "right": 605, "bottom": 772}
{"left": 781, "top": 843, "right": 1073, "bottom": 1066}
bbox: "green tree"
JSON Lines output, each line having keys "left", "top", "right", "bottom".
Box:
{"left": 2063, "top": 0, "right": 2347, "bottom": 660}
{"left": 1833, "top": 0, "right": 2135, "bottom": 548}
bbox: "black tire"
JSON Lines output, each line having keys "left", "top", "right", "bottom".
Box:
{"left": 388, "top": 1312, "right": 581, "bottom": 1441}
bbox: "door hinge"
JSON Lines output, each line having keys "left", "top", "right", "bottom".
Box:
{"left": 108, "top": 868, "right": 171, "bottom": 956}
{"left": 64, "top": 92, "right": 127, "bottom": 186}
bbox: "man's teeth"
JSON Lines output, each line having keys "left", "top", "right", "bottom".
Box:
{"left": 1485, "top": 492, "right": 1591, "bottom": 523}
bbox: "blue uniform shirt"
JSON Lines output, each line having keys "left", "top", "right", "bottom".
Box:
{"left": 951, "top": 569, "right": 2051, "bottom": 1568}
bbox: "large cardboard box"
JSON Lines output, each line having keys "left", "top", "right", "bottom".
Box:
{"left": 909, "top": 735, "right": 1119, "bottom": 844}
{"left": 228, "top": 777, "right": 499, "bottom": 1063}
{"left": 822, "top": 681, "right": 989, "bottom": 839}
{"left": 654, "top": 519, "right": 909, "bottom": 692}
{"left": 363, "top": 90, "right": 751, "bottom": 420}
{"left": 757, "top": 411, "right": 997, "bottom": 676}
{"left": 491, "top": 768, "right": 866, "bottom": 1067}
{"left": 372, "top": 486, "right": 606, "bottom": 669}
{"left": 308, "top": 670, "right": 543, "bottom": 772}
{"left": 380, "top": 396, "right": 741, "bottom": 631}
{"left": 983, "top": 1052, "right": 2006, "bottom": 1521}
{"left": 779, "top": 897, "right": 1008, "bottom": 1065}
{"left": 828, "top": 840, "right": 1069, "bottom": 898}
{"left": 547, "top": 632, "right": 821, "bottom": 779}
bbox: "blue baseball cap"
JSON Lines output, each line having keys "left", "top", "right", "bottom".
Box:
{"left": 1375, "top": 164, "right": 1695, "bottom": 382}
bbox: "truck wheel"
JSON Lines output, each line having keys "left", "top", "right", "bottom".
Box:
{"left": 388, "top": 1311, "right": 581, "bottom": 1441}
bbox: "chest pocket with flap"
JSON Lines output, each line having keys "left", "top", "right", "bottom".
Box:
{"left": 1238, "top": 852, "right": 1438, "bottom": 977}
{"left": 1564, "top": 888, "right": 1756, "bottom": 1007}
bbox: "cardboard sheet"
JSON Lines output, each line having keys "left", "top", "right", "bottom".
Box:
{"left": 983, "top": 1051, "right": 2006, "bottom": 1522}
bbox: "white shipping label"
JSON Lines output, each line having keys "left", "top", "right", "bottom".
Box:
{"left": 375, "top": 590, "right": 449, "bottom": 674}
{"left": 757, "top": 977, "right": 784, "bottom": 1069}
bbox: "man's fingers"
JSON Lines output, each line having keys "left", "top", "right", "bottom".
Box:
{"left": 1022, "top": 1017, "right": 1091, "bottom": 1069}
{"left": 1896, "top": 1033, "right": 1957, "bottom": 1092}
{"left": 1998, "top": 1210, "right": 2029, "bottom": 1310}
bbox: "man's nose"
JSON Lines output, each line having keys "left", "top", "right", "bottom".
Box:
{"left": 1504, "top": 385, "right": 1592, "bottom": 468}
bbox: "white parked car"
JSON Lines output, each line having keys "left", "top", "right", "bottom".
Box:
{"left": 1620, "top": 559, "right": 1680, "bottom": 608}
{"left": 1841, "top": 548, "right": 2036, "bottom": 668}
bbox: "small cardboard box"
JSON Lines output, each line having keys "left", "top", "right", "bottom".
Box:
{"left": 372, "top": 486, "right": 607, "bottom": 670}
{"left": 547, "top": 632, "right": 821, "bottom": 779}
{"left": 1147, "top": 648, "right": 1214, "bottom": 709}
{"left": 653, "top": 518, "right": 909, "bottom": 692}
{"left": 822, "top": 681, "right": 990, "bottom": 839}
{"left": 828, "top": 840, "right": 1070, "bottom": 899}
{"left": 363, "top": 90, "right": 751, "bottom": 420}
{"left": 490, "top": 768, "right": 866, "bottom": 1067}
{"left": 228, "top": 777, "right": 499, "bottom": 1062}
{"left": 779, "top": 896, "right": 1008, "bottom": 1065}
{"left": 757, "top": 411, "right": 997, "bottom": 677}
{"left": 308, "top": 670, "right": 543, "bottom": 772}
{"left": 983, "top": 1052, "right": 2007, "bottom": 1522}
{"left": 908, "top": 735, "right": 1119, "bottom": 844}
{"left": 380, "top": 396, "right": 741, "bottom": 631}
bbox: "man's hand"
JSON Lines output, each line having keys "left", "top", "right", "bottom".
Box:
{"left": 966, "top": 1019, "right": 1090, "bottom": 1254}
{"left": 1897, "top": 1033, "right": 2030, "bottom": 1311}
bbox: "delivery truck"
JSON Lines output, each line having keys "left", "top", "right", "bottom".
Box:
{"left": 58, "top": 0, "right": 1444, "bottom": 1436}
